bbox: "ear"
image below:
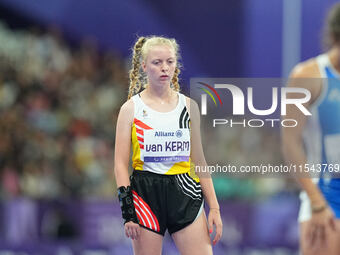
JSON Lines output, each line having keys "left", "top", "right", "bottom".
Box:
{"left": 142, "top": 61, "right": 146, "bottom": 72}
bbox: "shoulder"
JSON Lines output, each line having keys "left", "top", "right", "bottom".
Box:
{"left": 289, "top": 57, "right": 323, "bottom": 104}
{"left": 183, "top": 95, "right": 200, "bottom": 117}
{"left": 183, "top": 95, "right": 198, "bottom": 110}
{"left": 120, "top": 98, "right": 135, "bottom": 114}
{"left": 117, "top": 98, "right": 135, "bottom": 125}
{"left": 290, "top": 57, "right": 321, "bottom": 78}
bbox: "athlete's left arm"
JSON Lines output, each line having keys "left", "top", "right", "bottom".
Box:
{"left": 188, "top": 97, "right": 223, "bottom": 245}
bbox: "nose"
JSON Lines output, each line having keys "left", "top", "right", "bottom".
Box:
{"left": 161, "top": 63, "right": 169, "bottom": 72}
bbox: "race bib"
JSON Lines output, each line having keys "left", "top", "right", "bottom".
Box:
{"left": 142, "top": 129, "right": 190, "bottom": 163}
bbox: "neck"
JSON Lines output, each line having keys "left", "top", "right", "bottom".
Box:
{"left": 145, "top": 83, "right": 173, "bottom": 100}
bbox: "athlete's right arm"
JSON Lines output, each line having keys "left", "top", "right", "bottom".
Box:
{"left": 281, "top": 60, "right": 326, "bottom": 208}
{"left": 114, "top": 99, "right": 134, "bottom": 187}
{"left": 282, "top": 60, "right": 336, "bottom": 247}
{"left": 114, "top": 99, "right": 140, "bottom": 240}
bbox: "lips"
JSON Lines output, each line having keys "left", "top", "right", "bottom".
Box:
{"left": 160, "top": 75, "right": 169, "bottom": 78}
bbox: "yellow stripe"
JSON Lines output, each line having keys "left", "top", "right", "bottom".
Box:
{"left": 188, "top": 160, "right": 200, "bottom": 183}
{"left": 165, "top": 158, "right": 200, "bottom": 183}
{"left": 131, "top": 123, "right": 144, "bottom": 170}
{"left": 165, "top": 161, "right": 190, "bottom": 175}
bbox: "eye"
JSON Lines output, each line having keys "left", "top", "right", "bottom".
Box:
{"left": 152, "top": 60, "right": 160, "bottom": 65}
{"left": 168, "top": 60, "right": 175, "bottom": 64}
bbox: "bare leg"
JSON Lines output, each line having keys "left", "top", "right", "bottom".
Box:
{"left": 132, "top": 227, "right": 163, "bottom": 255}
{"left": 172, "top": 211, "right": 213, "bottom": 255}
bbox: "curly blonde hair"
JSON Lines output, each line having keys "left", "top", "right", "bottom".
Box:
{"left": 127, "top": 36, "right": 181, "bottom": 99}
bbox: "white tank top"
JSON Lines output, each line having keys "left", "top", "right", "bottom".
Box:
{"left": 130, "top": 92, "right": 191, "bottom": 175}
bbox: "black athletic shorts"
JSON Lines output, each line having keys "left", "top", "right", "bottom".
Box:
{"left": 130, "top": 170, "right": 203, "bottom": 235}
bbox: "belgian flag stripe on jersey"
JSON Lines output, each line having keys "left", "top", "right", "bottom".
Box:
{"left": 179, "top": 107, "right": 190, "bottom": 128}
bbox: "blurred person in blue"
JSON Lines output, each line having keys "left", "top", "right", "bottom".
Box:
{"left": 282, "top": 3, "right": 340, "bottom": 255}
{"left": 114, "top": 36, "right": 222, "bottom": 254}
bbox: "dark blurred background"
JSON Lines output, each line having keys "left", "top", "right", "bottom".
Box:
{"left": 0, "top": 0, "right": 338, "bottom": 254}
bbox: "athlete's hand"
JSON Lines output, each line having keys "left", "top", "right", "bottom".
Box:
{"left": 208, "top": 208, "right": 223, "bottom": 245}
{"left": 125, "top": 221, "right": 141, "bottom": 240}
{"left": 307, "top": 206, "right": 336, "bottom": 252}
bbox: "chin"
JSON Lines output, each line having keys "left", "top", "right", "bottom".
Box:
{"left": 158, "top": 80, "right": 170, "bottom": 85}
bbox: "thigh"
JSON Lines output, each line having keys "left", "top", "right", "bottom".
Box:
{"left": 167, "top": 173, "right": 203, "bottom": 234}
{"left": 172, "top": 211, "right": 213, "bottom": 255}
{"left": 300, "top": 219, "right": 340, "bottom": 255}
{"left": 132, "top": 227, "right": 163, "bottom": 255}
{"left": 131, "top": 171, "right": 167, "bottom": 235}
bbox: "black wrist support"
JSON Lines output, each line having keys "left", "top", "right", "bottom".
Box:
{"left": 117, "top": 186, "right": 138, "bottom": 224}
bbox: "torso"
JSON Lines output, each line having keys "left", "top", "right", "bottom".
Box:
{"left": 130, "top": 92, "right": 191, "bottom": 175}
{"left": 301, "top": 52, "right": 340, "bottom": 208}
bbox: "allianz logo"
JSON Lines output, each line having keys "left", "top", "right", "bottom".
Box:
{"left": 154, "top": 130, "right": 183, "bottom": 138}
{"left": 155, "top": 131, "right": 175, "bottom": 137}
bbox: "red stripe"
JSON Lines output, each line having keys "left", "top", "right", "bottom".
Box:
{"left": 133, "top": 197, "right": 154, "bottom": 231}
{"left": 140, "top": 144, "right": 144, "bottom": 149}
{"left": 136, "top": 128, "right": 144, "bottom": 135}
{"left": 134, "top": 208, "right": 145, "bottom": 226}
{"left": 133, "top": 195, "right": 153, "bottom": 229}
{"left": 134, "top": 118, "right": 153, "bottom": 130}
{"left": 132, "top": 191, "right": 160, "bottom": 231}
{"left": 134, "top": 202, "right": 150, "bottom": 228}
{"left": 137, "top": 136, "right": 144, "bottom": 143}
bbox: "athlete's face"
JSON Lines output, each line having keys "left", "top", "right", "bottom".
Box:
{"left": 142, "top": 44, "right": 177, "bottom": 86}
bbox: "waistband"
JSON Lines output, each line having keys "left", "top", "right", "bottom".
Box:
{"left": 132, "top": 170, "right": 188, "bottom": 178}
